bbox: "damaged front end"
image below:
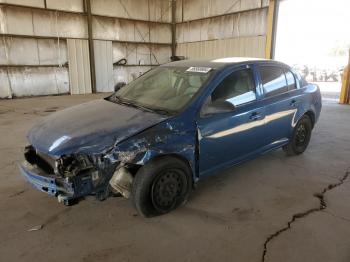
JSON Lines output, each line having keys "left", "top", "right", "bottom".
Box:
{"left": 20, "top": 145, "right": 119, "bottom": 205}
{"left": 20, "top": 105, "right": 197, "bottom": 206}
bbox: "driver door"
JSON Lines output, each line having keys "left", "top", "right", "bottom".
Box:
{"left": 197, "top": 66, "right": 267, "bottom": 176}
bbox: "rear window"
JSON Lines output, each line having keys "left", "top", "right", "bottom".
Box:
{"left": 260, "top": 66, "right": 288, "bottom": 97}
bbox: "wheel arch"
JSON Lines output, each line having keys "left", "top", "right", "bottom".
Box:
{"left": 144, "top": 153, "right": 195, "bottom": 186}
{"left": 304, "top": 110, "right": 316, "bottom": 128}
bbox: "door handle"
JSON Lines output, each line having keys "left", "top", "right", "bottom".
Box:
{"left": 290, "top": 99, "right": 297, "bottom": 107}
{"left": 249, "top": 112, "right": 262, "bottom": 121}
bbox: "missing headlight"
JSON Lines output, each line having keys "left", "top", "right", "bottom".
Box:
{"left": 55, "top": 155, "right": 94, "bottom": 177}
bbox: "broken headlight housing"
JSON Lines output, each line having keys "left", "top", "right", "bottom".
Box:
{"left": 55, "top": 155, "right": 94, "bottom": 177}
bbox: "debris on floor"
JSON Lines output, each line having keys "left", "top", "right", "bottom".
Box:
{"left": 27, "top": 225, "right": 43, "bottom": 232}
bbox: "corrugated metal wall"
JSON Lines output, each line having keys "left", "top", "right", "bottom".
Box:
{"left": 175, "top": 0, "right": 269, "bottom": 59}
{"left": 94, "top": 40, "right": 113, "bottom": 92}
{"left": 0, "top": 0, "right": 270, "bottom": 98}
{"left": 0, "top": 0, "right": 172, "bottom": 98}
{"left": 67, "top": 39, "right": 92, "bottom": 95}
{"left": 176, "top": 36, "right": 266, "bottom": 59}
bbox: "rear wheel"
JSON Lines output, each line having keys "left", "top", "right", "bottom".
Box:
{"left": 283, "top": 115, "right": 312, "bottom": 156}
{"left": 131, "top": 157, "right": 192, "bottom": 217}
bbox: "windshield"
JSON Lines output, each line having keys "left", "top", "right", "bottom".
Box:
{"left": 111, "top": 67, "right": 213, "bottom": 114}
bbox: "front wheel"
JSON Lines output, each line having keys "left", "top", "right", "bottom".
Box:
{"left": 131, "top": 157, "right": 192, "bottom": 217}
{"left": 283, "top": 115, "right": 312, "bottom": 156}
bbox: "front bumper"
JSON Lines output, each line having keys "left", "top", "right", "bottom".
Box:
{"left": 19, "top": 160, "right": 75, "bottom": 202}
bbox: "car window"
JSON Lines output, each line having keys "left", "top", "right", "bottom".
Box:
{"left": 260, "top": 66, "right": 288, "bottom": 97}
{"left": 211, "top": 69, "right": 256, "bottom": 106}
{"left": 284, "top": 69, "right": 296, "bottom": 90}
{"left": 114, "top": 67, "right": 213, "bottom": 113}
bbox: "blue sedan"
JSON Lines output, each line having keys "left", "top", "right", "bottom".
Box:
{"left": 20, "top": 58, "right": 322, "bottom": 216}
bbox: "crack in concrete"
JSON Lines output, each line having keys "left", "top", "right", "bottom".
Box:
{"left": 261, "top": 169, "right": 350, "bottom": 262}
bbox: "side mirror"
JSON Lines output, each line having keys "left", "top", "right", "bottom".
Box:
{"left": 201, "top": 99, "right": 235, "bottom": 116}
{"left": 114, "top": 82, "right": 126, "bottom": 92}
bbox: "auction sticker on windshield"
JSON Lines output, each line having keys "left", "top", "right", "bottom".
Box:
{"left": 186, "top": 67, "right": 212, "bottom": 73}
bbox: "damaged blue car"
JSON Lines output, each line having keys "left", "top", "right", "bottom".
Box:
{"left": 20, "top": 58, "right": 322, "bottom": 217}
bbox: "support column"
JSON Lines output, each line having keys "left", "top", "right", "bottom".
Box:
{"left": 339, "top": 50, "right": 350, "bottom": 104}
{"left": 171, "top": 0, "right": 176, "bottom": 59}
{"left": 265, "top": 0, "right": 279, "bottom": 59}
{"left": 86, "top": 0, "right": 96, "bottom": 93}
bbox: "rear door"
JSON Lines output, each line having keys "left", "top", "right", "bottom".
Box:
{"left": 258, "top": 64, "right": 298, "bottom": 147}
{"left": 197, "top": 66, "right": 268, "bottom": 176}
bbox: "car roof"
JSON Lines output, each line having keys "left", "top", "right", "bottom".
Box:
{"left": 161, "top": 57, "right": 288, "bottom": 70}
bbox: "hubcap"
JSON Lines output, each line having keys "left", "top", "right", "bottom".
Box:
{"left": 296, "top": 123, "right": 308, "bottom": 146}
{"left": 151, "top": 169, "right": 184, "bottom": 212}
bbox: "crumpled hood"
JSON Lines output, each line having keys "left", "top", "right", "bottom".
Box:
{"left": 28, "top": 99, "right": 167, "bottom": 156}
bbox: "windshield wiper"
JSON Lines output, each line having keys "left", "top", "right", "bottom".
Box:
{"left": 111, "top": 95, "right": 173, "bottom": 116}
{"left": 145, "top": 107, "right": 173, "bottom": 116}
{"left": 114, "top": 96, "right": 146, "bottom": 110}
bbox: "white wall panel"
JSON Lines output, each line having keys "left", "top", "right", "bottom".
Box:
{"left": 0, "top": 69, "right": 12, "bottom": 98}
{"left": 0, "top": 0, "right": 44, "bottom": 8}
{"left": 240, "top": 0, "right": 262, "bottom": 11}
{"left": 134, "top": 21, "right": 150, "bottom": 42}
{"left": 175, "top": 0, "right": 183, "bottom": 22}
{"left": 136, "top": 44, "right": 151, "bottom": 65}
{"left": 0, "top": 0, "right": 173, "bottom": 98}
{"left": 188, "top": 20, "right": 201, "bottom": 42}
{"left": 112, "top": 42, "right": 170, "bottom": 66}
{"left": 182, "top": 0, "right": 203, "bottom": 21}
{"left": 0, "top": 67, "right": 69, "bottom": 97}
{"left": 0, "top": 37, "right": 38, "bottom": 65}
{"left": 91, "top": 0, "right": 149, "bottom": 21}
{"left": 56, "top": 12, "right": 87, "bottom": 38}
{"left": 150, "top": 23, "right": 171, "bottom": 43}
{"left": 93, "top": 16, "right": 171, "bottom": 43}
{"left": 151, "top": 45, "right": 171, "bottom": 65}
{"left": 0, "top": 37, "right": 67, "bottom": 65}
{"left": 94, "top": 40, "right": 114, "bottom": 92}
{"left": 118, "top": 19, "right": 138, "bottom": 42}
{"left": 0, "top": 6, "right": 86, "bottom": 38}
{"left": 177, "top": 9, "right": 268, "bottom": 44}
{"left": 92, "top": 16, "right": 118, "bottom": 40}
{"left": 93, "top": 17, "right": 151, "bottom": 42}
{"left": 37, "top": 39, "right": 67, "bottom": 65}
{"left": 112, "top": 42, "right": 126, "bottom": 62}
{"left": 210, "top": 0, "right": 240, "bottom": 19}
{"left": 0, "top": 6, "right": 34, "bottom": 35}
{"left": 32, "top": 10, "right": 58, "bottom": 37}
{"left": 237, "top": 9, "right": 268, "bottom": 37}
{"left": 262, "top": 0, "right": 269, "bottom": 7}
{"left": 67, "top": 39, "right": 92, "bottom": 94}
{"left": 149, "top": 0, "right": 171, "bottom": 23}
{"left": 125, "top": 43, "right": 137, "bottom": 65}
{"left": 181, "top": 0, "right": 265, "bottom": 22}
{"left": 91, "top": 0, "right": 171, "bottom": 22}
{"left": 46, "top": 0, "right": 84, "bottom": 12}
{"left": 176, "top": 23, "right": 184, "bottom": 43}
{"left": 113, "top": 65, "right": 152, "bottom": 84}
{"left": 176, "top": 36, "right": 266, "bottom": 59}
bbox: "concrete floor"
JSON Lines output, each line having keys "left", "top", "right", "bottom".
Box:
{"left": 0, "top": 94, "right": 349, "bottom": 262}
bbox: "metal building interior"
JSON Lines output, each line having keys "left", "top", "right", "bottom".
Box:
{"left": 0, "top": 0, "right": 350, "bottom": 261}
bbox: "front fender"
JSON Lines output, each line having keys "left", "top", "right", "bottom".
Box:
{"left": 106, "top": 120, "right": 197, "bottom": 180}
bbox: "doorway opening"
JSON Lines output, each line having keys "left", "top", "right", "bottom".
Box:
{"left": 274, "top": 0, "right": 350, "bottom": 101}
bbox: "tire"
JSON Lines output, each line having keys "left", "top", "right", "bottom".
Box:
{"left": 131, "top": 156, "right": 192, "bottom": 217}
{"left": 283, "top": 115, "right": 312, "bottom": 156}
